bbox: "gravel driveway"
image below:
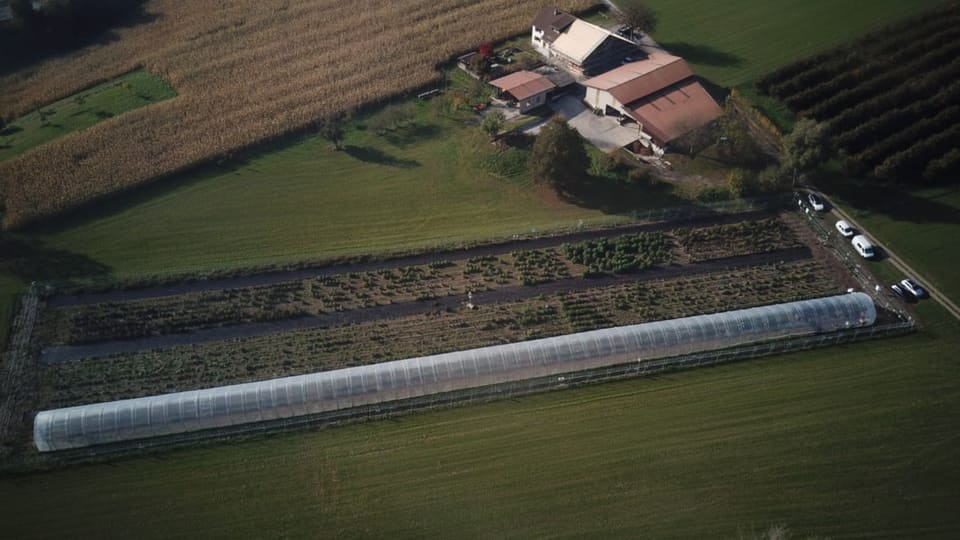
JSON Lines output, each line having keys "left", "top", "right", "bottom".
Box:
{"left": 525, "top": 94, "right": 639, "bottom": 152}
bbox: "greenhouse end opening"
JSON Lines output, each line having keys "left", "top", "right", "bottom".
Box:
{"left": 34, "top": 293, "right": 877, "bottom": 452}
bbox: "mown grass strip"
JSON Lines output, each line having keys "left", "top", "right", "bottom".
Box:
{"left": 0, "top": 69, "right": 176, "bottom": 161}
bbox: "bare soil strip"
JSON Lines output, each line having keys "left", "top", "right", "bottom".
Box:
{"left": 39, "top": 247, "right": 811, "bottom": 364}
{"left": 48, "top": 210, "right": 774, "bottom": 307}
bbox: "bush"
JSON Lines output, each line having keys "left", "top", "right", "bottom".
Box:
{"left": 696, "top": 186, "right": 732, "bottom": 202}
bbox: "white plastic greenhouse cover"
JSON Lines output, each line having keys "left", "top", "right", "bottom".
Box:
{"left": 34, "top": 293, "right": 876, "bottom": 451}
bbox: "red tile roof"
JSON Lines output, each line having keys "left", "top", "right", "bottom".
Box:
{"left": 624, "top": 78, "right": 723, "bottom": 145}
{"left": 583, "top": 51, "right": 694, "bottom": 104}
{"left": 489, "top": 71, "right": 556, "bottom": 101}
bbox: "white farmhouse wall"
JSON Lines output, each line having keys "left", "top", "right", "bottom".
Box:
{"left": 584, "top": 88, "right": 622, "bottom": 115}
{"left": 531, "top": 27, "right": 551, "bottom": 56}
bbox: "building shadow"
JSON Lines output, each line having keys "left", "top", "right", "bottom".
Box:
{"left": 659, "top": 42, "right": 743, "bottom": 68}
{"left": 343, "top": 145, "right": 420, "bottom": 168}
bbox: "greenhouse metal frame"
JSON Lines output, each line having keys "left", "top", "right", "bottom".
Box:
{"left": 34, "top": 293, "right": 877, "bottom": 452}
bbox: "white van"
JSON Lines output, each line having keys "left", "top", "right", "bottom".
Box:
{"left": 851, "top": 235, "right": 875, "bottom": 259}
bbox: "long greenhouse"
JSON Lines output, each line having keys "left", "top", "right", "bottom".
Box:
{"left": 34, "top": 293, "right": 877, "bottom": 452}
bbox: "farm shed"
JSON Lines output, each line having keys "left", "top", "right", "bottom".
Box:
{"left": 582, "top": 51, "right": 722, "bottom": 155}
{"left": 531, "top": 8, "right": 640, "bottom": 77}
{"left": 489, "top": 70, "right": 556, "bottom": 112}
{"left": 33, "top": 293, "right": 877, "bottom": 452}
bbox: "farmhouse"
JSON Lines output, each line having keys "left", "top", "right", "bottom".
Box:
{"left": 582, "top": 51, "right": 722, "bottom": 155}
{"left": 531, "top": 7, "right": 640, "bottom": 77}
{"left": 489, "top": 70, "right": 556, "bottom": 112}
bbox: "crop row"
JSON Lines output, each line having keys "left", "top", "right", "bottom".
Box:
{"left": 755, "top": 2, "right": 960, "bottom": 183}
{"left": 39, "top": 259, "right": 840, "bottom": 408}
{"left": 672, "top": 218, "right": 800, "bottom": 262}
{"left": 755, "top": 5, "right": 958, "bottom": 93}
{"left": 562, "top": 233, "right": 673, "bottom": 276}
{"left": 35, "top": 218, "right": 799, "bottom": 346}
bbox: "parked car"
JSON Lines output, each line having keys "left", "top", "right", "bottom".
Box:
{"left": 835, "top": 219, "right": 855, "bottom": 237}
{"left": 890, "top": 283, "right": 905, "bottom": 297}
{"left": 900, "top": 278, "right": 926, "bottom": 298}
{"left": 851, "top": 234, "right": 875, "bottom": 258}
{"left": 807, "top": 193, "right": 826, "bottom": 211}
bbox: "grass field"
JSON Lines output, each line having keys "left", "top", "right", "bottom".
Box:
{"left": 0, "top": 69, "right": 175, "bottom": 161}
{"left": 646, "top": 0, "right": 945, "bottom": 88}
{"left": 2, "top": 300, "right": 956, "bottom": 538}
{"left": 26, "top": 105, "right": 657, "bottom": 278}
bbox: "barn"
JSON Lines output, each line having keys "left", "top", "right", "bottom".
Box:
{"left": 582, "top": 51, "right": 723, "bottom": 155}
{"left": 489, "top": 70, "right": 556, "bottom": 112}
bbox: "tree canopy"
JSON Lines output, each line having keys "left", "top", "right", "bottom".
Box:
{"left": 781, "top": 118, "right": 829, "bottom": 184}
{"left": 617, "top": 1, "right": 658, "bottom": 35}
{"left": 529, "top": 117, "right": 589, "bottom": 191}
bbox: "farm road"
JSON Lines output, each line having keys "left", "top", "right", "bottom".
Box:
{"left": 38, "top": 246, "right": 812, "bottom": 364}
{"left": 810, "top": 189, "right": 960, "bottom": 322}
{"left": 48, "top": 210, "right": 774, "bottom": 307}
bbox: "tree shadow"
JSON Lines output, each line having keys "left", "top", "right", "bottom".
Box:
{"left": 0, "top": 236, "right": 111, "bottom": 282}
{"left": 819, "top": 169, "right": 960, "bottom": 225}
{"left": 343, "top": 145, "right": 420, "bottom": 168}
{"left": 659, "top": 42, "right": 743, "bottom": 68}
{"left": 0, "top": 4, "right": 158, "bottom": 75}
{"left": 381, "top": 124, "right": 443, "bottom": 148}
{"left": 560, "top": 175, "right": 686, "bottom": 214}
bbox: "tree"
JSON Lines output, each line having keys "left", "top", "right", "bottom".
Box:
{"left": 617, "top": 1, "right": 658, "bottom": 35}
{"left": 781, "top": 118, "right": 829, "bottom": 185}
{"left": 716, "top": 104, "right": 765, "bottom": 167}
{"left": 529, "top": 117, "right": 589, "bottom": 191}
{"left": 319, "top": 110, "right": 349, "bottom": 150}
{"left": 480, "top": 110, "right": 505, "bottom": 140}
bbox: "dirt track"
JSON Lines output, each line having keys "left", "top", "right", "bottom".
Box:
{"left": 39, "top": 246, "right": 811, "bottom": 364}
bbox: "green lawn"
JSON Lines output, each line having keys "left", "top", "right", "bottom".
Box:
{"left": 26, "top": 103, "right": 676, "bottom": 279}
{"left": 646, "top": 0, "right": 945, "bottom": 88}
{"left": 2, "top": 301, "right": 956, "bottom": 539}
{"left": 0, "top": 69, "right": 176, "bottom": 161}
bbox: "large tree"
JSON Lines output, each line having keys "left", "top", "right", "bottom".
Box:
{"left": 318, "top": 110, "right": 350, "bottom": 150}
{"left": 617, "top": 1, "right": 658, "bottom": 35}
{"left": 781, "top": 118, "right": 829, "bottom": 185}
{"left": 529, "top": 117, "right": 589, "bottom": 191}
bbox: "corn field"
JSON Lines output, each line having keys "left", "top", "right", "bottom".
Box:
{"left": 0, "top": 0, "right": 595, "bottom": 229}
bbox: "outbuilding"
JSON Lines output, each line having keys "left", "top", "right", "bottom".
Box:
{"left": 489, "top": 70, "right": 556, "bottom": 112}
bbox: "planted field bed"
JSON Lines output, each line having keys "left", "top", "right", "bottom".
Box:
{"left": 33, "top": 221, "right": 793, "bottom": 347}
{"left": 756, "top": 2, "right": 960, "bottom": 183}
{"left": 672, "top": 218, "right": 801, "bottom": 262}
{"left": 38, "top": 259, "right": 842, "bottom": 409}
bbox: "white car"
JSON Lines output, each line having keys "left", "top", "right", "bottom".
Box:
{"left": 835, "top": 219, "right": 855, "bottom": 237}
{"left": 851, "top": 235, "right": 875, "bottom": 258}
{"left": 900, "top": 278, "right": 926, "bottom": 298}
{"left": 807, "top": 193, "right": 825, "bottom": 211}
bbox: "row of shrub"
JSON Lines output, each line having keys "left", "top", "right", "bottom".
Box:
{"left": 755, "top": 2, "right": 960, "bottom": 184}
{"left": 562, "top": 233, "right": 672, "bottom": 276}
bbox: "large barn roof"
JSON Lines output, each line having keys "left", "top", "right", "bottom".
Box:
{"left": 34, "top": 294, "right": 876, "bottom": 451}
{"left": 582, "top": 51, "right": 694, "bottom": 104}
{"left": 625, "top": 78, "right": 724, "bottom": 145}
{"left": 549, "top": 19, "right": 634, "bottom": 64}
{"left": 489, "top": 70, "right": 556, "bottom": 101}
